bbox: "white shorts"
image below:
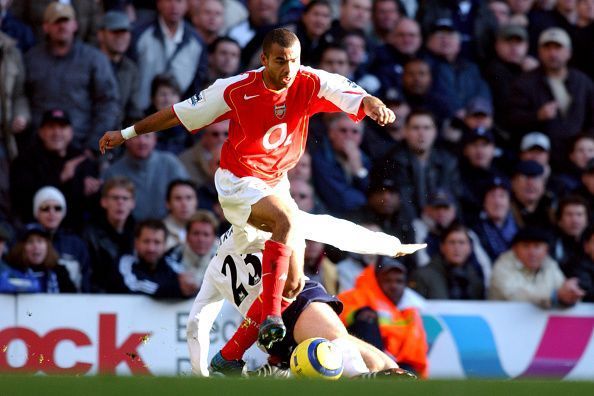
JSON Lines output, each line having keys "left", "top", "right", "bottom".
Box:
{"left": 214, "top": 168, "right": 299, "bottom": 253}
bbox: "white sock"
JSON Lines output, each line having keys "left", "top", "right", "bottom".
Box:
{"left": 331, "top": 337, "right": 369, "bottom": 377}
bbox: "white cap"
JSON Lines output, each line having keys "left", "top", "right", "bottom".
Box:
{"left": 33, "top": 186, "right": 67, "bottom": 217}
{"left": 520, "top": 132, "right": 551, "bottom": 151}
{"left": 538, "top": 28, "right": 571, "bottom": 49}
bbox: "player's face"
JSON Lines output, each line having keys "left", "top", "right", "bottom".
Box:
{"left": 261, "top": 42, "right": 301, "bottom": 90}
{"left": 167, "top": 185, "right": 198, "bottom": 222}
{"left": 135, "top": 228, "right": 166, "bottom": 265}
{"left": 376, "top": 269, "right": 406, "bottom": 305}
{"left": 440, "top": 230, "right": 472, "bottom": 266}
{"left": 513, "top": 241, "right": 548, "bottom": 271}
{"left": 186, "top": 222, "right": 216, "bottom": 255}
{"left": 101, "top": 187, "right": 135, "bottom": 224}
{"left": 36, "top": 200, "right": 65, "bottom": 231}
{"left": 24, "top": 235, "right": 49, "bottom": 266}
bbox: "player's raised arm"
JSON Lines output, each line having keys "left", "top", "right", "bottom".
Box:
{"left": 362, "top": 96, "right": 396, "bottom": 127}
{"left": 98, "top": 106, "right": 180, "bottom": 154}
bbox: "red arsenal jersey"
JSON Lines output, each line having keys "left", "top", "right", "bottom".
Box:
{"left": 173, "top": 66, "right": 368, "bottom": 184}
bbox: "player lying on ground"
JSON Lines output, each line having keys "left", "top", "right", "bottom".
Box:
{"left": 187, "top": 221, "right": 424, "bottom": 377}
{"left": 100, "top": 28, "right": 398, "bottom": 350}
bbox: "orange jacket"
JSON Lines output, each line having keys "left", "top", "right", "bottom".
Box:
{"left": 338, "top": 266, "right": 429, "bottom": 377}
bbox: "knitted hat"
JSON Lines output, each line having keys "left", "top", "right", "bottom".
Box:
{"left": 33, "top": 186, "right": 67, "bottom": 217}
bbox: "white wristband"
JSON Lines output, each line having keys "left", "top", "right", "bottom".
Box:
{"left": 121, "top": 125, "right": 137, "bottom": 140}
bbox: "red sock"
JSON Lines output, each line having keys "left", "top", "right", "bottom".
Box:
{"left": 221, "top": 297, "right": 292, "bottom": 361}
{"left": 261, "top": 240, "right": 292, "bottom": 319}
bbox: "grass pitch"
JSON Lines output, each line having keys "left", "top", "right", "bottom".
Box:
{"left": 1, "top": 376, "right": 593, "bottom": 396}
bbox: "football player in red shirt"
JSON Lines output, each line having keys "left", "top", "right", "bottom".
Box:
{"left": 100, "top": 28, "right": 399, "bottom": 358}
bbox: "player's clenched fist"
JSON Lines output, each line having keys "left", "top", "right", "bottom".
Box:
{"left": 362, "top": 96, "right": 396, "bottom": 127}
{"left": 99, "top": 130, "right": 125, "bottom": 154}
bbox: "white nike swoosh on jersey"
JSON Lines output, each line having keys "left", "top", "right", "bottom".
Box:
{"left": 244, "top": 94, "right": 259, "bottom": 100}
{"left": 279, "top": 273, "right": 287, "bottom": 281}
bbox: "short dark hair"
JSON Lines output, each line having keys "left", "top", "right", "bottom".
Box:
{"left": 134, "top": 219, "right": 168, "bottom": 239}
{"left": 439, "top": 222, "right": 470, "bottom": 244}
{"left": 208, "top": 36, "right": 240, "bottom": 55}
{"left": 166, "top": 179, "right": 197, "bottom": 202}
{"left": 262, "top": 28, "right": 299, "bottom": 56}
{"left": 556, "top": 194, "right": 589, "bottom": 221}
{"left": 304, "top": 0, "right": 332, "bottom": 14}
{"left": 569, "top": 133, "right": 594, "bottom": 154}
{"left": 150, "top": 73, "right": 181, "bottom": 98}
{"left": 405, "top": 109, "right": 436, "bottom": 127}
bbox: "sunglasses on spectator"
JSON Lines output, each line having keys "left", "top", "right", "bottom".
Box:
{"left": 39, "top": 205, "right": 63, "bottom": 212}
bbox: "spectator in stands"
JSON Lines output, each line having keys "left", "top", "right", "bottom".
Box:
{"left": 2, "top": 224, "right": 76, "bottom": 293}
{"left": 228, "top": 0, "right": 283, "bottom": 69}
{"left": 458, "top": 127, "right": 506, "bottom": 222}
{"left": 338, "top": 257, "right": 428, "bottom": 377}
{"left": 303, "top": 240, "right": 338, "bottom": 295}
{"left": 356, "top": 176, "right": 416, "bottom": 248}
{"left": 83, "top": 177, "right": 136, "bottom": 294}
{"left": 0, "top": 0, "right": 35, "bottom": 52}
{"left": 0, "top": 30, "right": 29, "bottom": 219}
{"left": 341, "top": 30, "right": 381, "bottom": 94}
{"left": 574, "top": 226, "right": 594, "bottom": 302}
{"left": 472, "top": 176, "right": 519, "bottom": 262}
{"left": 163, "top": 179, "right": 198, "bottom": 250}
{"left": 424, "top": 18, "right": 492, "bottom": 116}
{"left": 146, "top": 74, "right": 189, "bottom": 154}
{"left": 290, "top": 178, "right": 326, "bottom": 214}
{"left": 410, "top": 223, "right": 485, "bottom": 300}
{"left": 379, "top": 110, "right": 460, "bottom": 217}
{"left": 102, "top": 132, "right": 189, "bottom": 220}
{"left": 361, "top": 93, "right": 410, "bottom": 161}
{"left": 575, "top": 159, "right": 594, "bottom": 223}
{"left": 189, "top": 0, "right": 248, "bottom": 33}
{"left": 489, "top": 0, "right": 512, "bottom": 25}
{"left": 572, "top": 0, "right": 594, "bottom": 80}
{"left": 32, "top": 186, "right": 90, "bottom": 292}
{"left": 288, "top": 150, "right": 312, "bottom": 182}
{"left": 417, "top": 1, "right": 498, "bottom": 61}
{"left": 293, "top": 0, "right": 333, "bottom": 65}
{"left": 485, "top": 25, "right": 539, "bottom": 131}
{"left": 11, "top": 0, "right": 99, "bottom": 44}
{"left": 489, "top": 227, "right": 585, "bottom": 307}
{"left": 10, "top": 109, "right": 100, "bottom": 227}
{"left": 24, "top": 3, "right": 120, "bottom": 152}
{"left": 507, "top": 28, "right": 594, "bottom": 168}
{"left": 413, "top": 189, "right": 492, "bottom": 275}
{"left": 179, "top": 120, "right": 227, "bottom": 190}
{"left": 327, "top": 0, "right": 373, "bottom": 42}
{"left": 201, "top": 37, "right": 241, "bottom": 89}
{"left": 311, "top": 113, "right": 370, "bottom": 216}
{"left": 552, "top": 195, "right": 589, "bottom": 275}
{"left": 371, "top": 0, "right": 402, "bottom": 44}
{"left": 527, "top": 0, "right": 578, "bottom": 53}
{"left": 98, "top": 11, "right": 143, "bottom": 127}
{"left": 510, "top": 160, "right": 556, "bottom": 229}
{"left": 519, "top": 132, "right": 552, "bottom": 178}
{"left": 132, "top": 0, "right": 207, "bottom": 110}
{"left": 400, "top": 58, "right": 453, "bottom": 125}
{"left": 189, "top": 0, "right": 225, "bottom": 45}
{"left": 165, "top": 210, "right": 218, "bottom": 292}
{"left": 118, "top": 219, "right": 196, "bottom": 298}
{"left": 371, "top": 18, "right": 422, "bottom": 93}
{"left": 556, "top": 134, "right": 594, "bottom": 194}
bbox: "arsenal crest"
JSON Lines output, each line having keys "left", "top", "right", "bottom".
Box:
{"left": 274, "top": 103, "right": 286, "bottom": 119}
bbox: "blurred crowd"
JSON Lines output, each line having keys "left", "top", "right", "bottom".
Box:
{"left": 0, "top": 0, "right": 593, "bottom": 316}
